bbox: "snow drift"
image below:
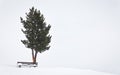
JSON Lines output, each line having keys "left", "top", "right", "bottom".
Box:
{"left": 0, "top": 67, "right": 116, "bottom": 75}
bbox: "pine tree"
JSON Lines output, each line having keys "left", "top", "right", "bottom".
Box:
{"left": 20, "top": 7, "right": 51, "bottom": 63}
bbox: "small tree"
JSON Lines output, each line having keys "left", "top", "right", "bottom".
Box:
{"left": 20, "top": 7, "right": 51, "bottom": 63}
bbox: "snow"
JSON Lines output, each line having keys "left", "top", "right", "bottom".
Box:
{"left": 0, "top": 67, "right": 117, "bottom": 75}
{"left": 0, "top": 0, "right": 120, "bottom": 75}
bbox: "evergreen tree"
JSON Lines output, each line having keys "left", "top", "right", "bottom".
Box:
{"left": 20, "top": 7, "right": 51, "bottom": 63}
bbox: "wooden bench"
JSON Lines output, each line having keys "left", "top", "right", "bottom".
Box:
{"left": 17, "top": 62, "right": 38, "bottom": 68}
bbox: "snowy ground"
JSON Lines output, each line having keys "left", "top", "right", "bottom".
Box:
{"left": 0, "top": 0, "right": 120, "bottom": 75}
{"left": 0, "top": 66, "right": 117, "bottom": 75}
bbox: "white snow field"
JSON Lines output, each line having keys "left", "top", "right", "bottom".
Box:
{"left": 0, "top": 67, "right": 117, "bottom": 75}
{"left": 0, "top": 0, "right": 120, "bottom": 75}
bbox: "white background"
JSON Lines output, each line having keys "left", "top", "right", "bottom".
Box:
{"left": 0, "top": 0, "right": 120, "bottom": 74}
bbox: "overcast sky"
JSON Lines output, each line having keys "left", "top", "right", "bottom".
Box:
{"left": 0, "top": 0, "right": 120, "bottom": 74}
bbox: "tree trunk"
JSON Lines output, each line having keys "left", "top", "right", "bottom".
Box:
{"left": 34, "top": 51, "right": 38, "bottom": 63}
{"left": 32, "top": 49, "right": 38, "bottom": 63}
{"left": 32, "top": 49, "right": 35, "bottom": 63}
